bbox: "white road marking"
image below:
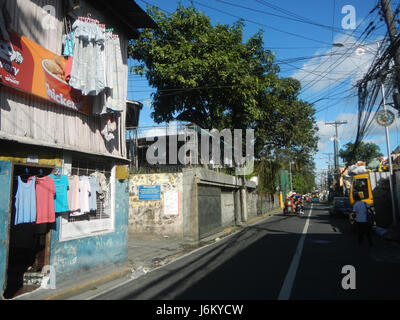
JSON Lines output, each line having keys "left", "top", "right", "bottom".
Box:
{"left": 278, "top": 204, "right": 313, "bottom": 300}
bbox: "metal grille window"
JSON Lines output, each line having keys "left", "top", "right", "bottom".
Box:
{"left": 60, "top": 157, "right": 115, "bottom": 241}
{"left": 69, "top": 159, "right": 112, "bottom": 221}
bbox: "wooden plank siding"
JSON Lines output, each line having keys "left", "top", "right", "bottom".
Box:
{"left": 0, "top": 0, "right": 128, "bottom": 159}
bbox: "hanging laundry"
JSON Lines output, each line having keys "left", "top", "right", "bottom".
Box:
{"left": 49, "top": 174, "right": 69, "bottom": 213}
{"left": 67, "top": 175, "right": 80, "bottom": 213}
{"left": 92, "top": 33, "right": 125, "bottom": 114}
{"left": 90, "top": 171, "right": 107, "bottom": 200}
{"left": 88, "top": 175, "right": 98, "bottom": 211}
{"left": 14, "top": 176, "right": 37, "bottom": 225}
{"left": 28, "top": 176, "right": 56, "bottom": 224}
{"left": 69, "top": 19, "right": 105, "bottom": 96}
{"left": 62, "top": 31, "right": 75, "bottom": 57}
{"left": 101, "top": 113, "right": 118, "bottom": 142}
{"left": 79, "top": 176, "right": 91, "bottom": 214}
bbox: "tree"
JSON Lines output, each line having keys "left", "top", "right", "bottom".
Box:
{"left": 129, "top": 5, "right": 317, "bottom": 157}
{"left": 130, "top": 5, "right": 277, "bottom": 131}
{"left": 129, "top": 4, "right": 318, "bottom": 191}
{"left": 339, "top": 141, "right": 383, "bottom": 165}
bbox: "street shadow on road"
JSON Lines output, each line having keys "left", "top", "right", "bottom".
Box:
{"left": 98, "top": 204, "right": 400, "bottom": 300}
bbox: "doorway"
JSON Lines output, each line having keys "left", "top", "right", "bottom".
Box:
{"left": 4, "top": 164, "right": 54, "bottom": 299}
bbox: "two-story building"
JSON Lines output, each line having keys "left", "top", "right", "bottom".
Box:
{"left": 0, "top": 0, "right": 155, "bottom": 299}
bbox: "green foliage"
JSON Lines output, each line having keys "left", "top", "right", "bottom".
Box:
{"left": 130, "top": 5, "right": 274, "bottom": 130}
{"left": 254, "top": 160, "right": 281, "bottom": 194}
{"left": 292, "top": 172, "right": 315, "bottom": 194}
{"left": 339, "top": 141, "right": 383, "bottom": 165}
{"left": 129, "top": 4, "right": 318, "bottom": 192}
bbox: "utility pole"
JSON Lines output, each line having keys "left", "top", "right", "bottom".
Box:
{"left": 325, "top": 121, "right": 347, "bottom": 195}
{"left": 380, "top": 0, "right": 400, "bottom": 113}
{"left": 325, "top": 121, "right": 347, "bottom": 171}
{"left": 323, "top": 152, "right": 333, "bottom": 172}
{"left": 323, "top": 152, "right": 334, "bottom": 190}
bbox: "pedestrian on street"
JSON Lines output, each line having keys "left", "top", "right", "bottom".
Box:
{"left": 352, "top": 193, "right": 373, "bottom": 247}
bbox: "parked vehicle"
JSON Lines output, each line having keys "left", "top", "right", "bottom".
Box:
{"left": 329, "top": 197, "right": 352, "bottom": 217}
{"left": 349, "top": 171, "right": 393, "bottom": 228}
{"left": 349, "top": 173, "right": 373, "bottom": 206}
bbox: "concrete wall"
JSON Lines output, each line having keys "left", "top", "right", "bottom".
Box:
{"left": 247, "top": 191, "right": 258, "bottom": 220}
{"left": 182, "top": 168, "right": 256, "bottom": 243}
{"left": 50, "top": 179, "right": 129, "bottom": 283}
{"left": 128, "top": 168, "right": 280, "bottom": 243}
{"left": 0, "top": 161, "right": 12, "bottom": 295}
{"left": 128, "top": 173, "right": 184, "bottom": 238}
{"left": 221, "top": 190, "right": 235, "bottom": 227}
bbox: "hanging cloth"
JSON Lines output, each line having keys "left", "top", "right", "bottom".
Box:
{"left": 69, "top": 19, "right": 106, "bottom": 96}
{"left": 28, "top": 176, "right": 56, "bottom": 224}
{"left": 14, "top": 176, "right": 37, "bottom": 225}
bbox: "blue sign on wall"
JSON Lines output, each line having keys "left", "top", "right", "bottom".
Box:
{"left": 139, "top": 185, "right": 161, "bottom": 200}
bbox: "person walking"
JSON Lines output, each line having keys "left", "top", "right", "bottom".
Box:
{"left": 352, "top": 193, "right": 373, "bottom": 247}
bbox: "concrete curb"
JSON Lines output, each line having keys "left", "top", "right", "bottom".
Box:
{"left": 246, "top": 207, "right": 283, "bottom": 226}
{"left": 42, "top": 266, "right": 132, "bottom": 300}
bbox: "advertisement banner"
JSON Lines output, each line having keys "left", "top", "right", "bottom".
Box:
{"left": 0, "top": 31, "right": 89, "bottom": 115}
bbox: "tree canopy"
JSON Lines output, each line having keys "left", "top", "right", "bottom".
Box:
{"left": 339, "top": 141, "right": 383, "bottom": 165}
{"left": 129, "top": 4, "right": 318, "bottom": 189}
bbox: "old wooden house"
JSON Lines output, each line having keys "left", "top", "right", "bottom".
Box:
{"left": 0, "top": 0, "right": 155, "bottom": 299}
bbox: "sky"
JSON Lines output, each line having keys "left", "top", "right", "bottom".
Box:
{"left": 128, "top": 0, "right": 400, "bottom": 179}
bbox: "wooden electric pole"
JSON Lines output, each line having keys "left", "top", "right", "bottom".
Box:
{"left": 325, "top": 121, "right": 347, "bottom": 196}
{"left": 380, "top": 0, "right": 400, "bottom": 113}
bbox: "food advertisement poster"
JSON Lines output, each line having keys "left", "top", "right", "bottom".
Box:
{"left": 0, "top": 31, "right": 89, "bottom": 115}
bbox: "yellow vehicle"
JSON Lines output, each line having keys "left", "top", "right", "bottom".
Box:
{"left": 349, "top": 173, "right": 373, "bottom": 206}
{"left": 311, "top": 191, "right": 319, "bottom": 202}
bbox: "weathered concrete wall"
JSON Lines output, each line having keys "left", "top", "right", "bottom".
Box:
{"left": 0, "top": 161, "right": 12, "bottom": 296}
{"left": 258, "top": 194, "right": 280, "bottom": 215}
{"left": 221, "top": 190, "right": 235, "bottom": 227}
{"left": 50, "top": 179, "right": 129, "bottom": 283}
{"left": 129, "top": 173, "right": 184, "bottom": 238}
{"left": 246, "top": 191, "right": 258, "bottom": 220}
{"left": 182, "top": 168, "right": 256, "bottom": 242}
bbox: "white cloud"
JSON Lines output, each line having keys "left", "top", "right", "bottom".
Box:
{"left": 292, "top": 34, "right": 381, "bottom": 93}
{"left": 316, "top": 110, "right": 400, "bottom": 156}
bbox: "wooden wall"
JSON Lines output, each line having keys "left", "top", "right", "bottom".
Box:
{"left": 0, "top": 0, "right": 128, "bottom": 158}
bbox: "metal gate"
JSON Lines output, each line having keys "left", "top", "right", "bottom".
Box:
{"left": 198, "top": 185, "right": 222, "bottom": 239}
{"left": 0, "top": 161, "right": 12, "bottom": 294}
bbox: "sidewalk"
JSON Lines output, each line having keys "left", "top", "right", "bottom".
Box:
{"left": 12, "top": 208, "right": 282, "bottom": 300}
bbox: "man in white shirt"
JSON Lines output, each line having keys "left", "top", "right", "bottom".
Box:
{"left": 353, "top": 193, "right": 373, "bottom": 247}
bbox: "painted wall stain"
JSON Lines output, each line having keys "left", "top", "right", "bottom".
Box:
{"left": 128, "top": 173, "right": 183, "bottom": 238}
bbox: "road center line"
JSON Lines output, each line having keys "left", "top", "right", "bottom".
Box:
{"left": 278, "top": 203, "right": 313, "bottom": 300}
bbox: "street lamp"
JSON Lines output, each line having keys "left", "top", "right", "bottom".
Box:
{"left": 379, "top": 78, "right": 397, "bottom": 227}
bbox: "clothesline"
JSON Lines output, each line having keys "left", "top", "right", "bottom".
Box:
{"left": 70, "top": 167, "right": 109, "bottom": 175}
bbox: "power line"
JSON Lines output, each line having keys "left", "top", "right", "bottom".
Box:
{"left": 191, "top": 0, "right": 332, "bottom": 45}
{"left": 217, "top": 0, "right": 365, "bottom": 36}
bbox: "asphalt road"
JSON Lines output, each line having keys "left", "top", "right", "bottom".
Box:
{"left": 88, "top": 202, "right": 400, "bottom": 300}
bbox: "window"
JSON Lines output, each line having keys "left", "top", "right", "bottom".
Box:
{"left": 352, "top": 178, "right": 369, "bottom": 200}
{"left": 59, "top": 158, "right": 116, "bottom": 241}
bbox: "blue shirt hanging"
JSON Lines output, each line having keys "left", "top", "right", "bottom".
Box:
{"left": 15, "top": 176, "right": 37, "bottom": 225}
{"left": 49, "top": 174, "right": 69, "bottom": 213}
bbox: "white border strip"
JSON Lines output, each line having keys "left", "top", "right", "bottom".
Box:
{"left": 278, "top": 204, "right": 313, "bottom": 300}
